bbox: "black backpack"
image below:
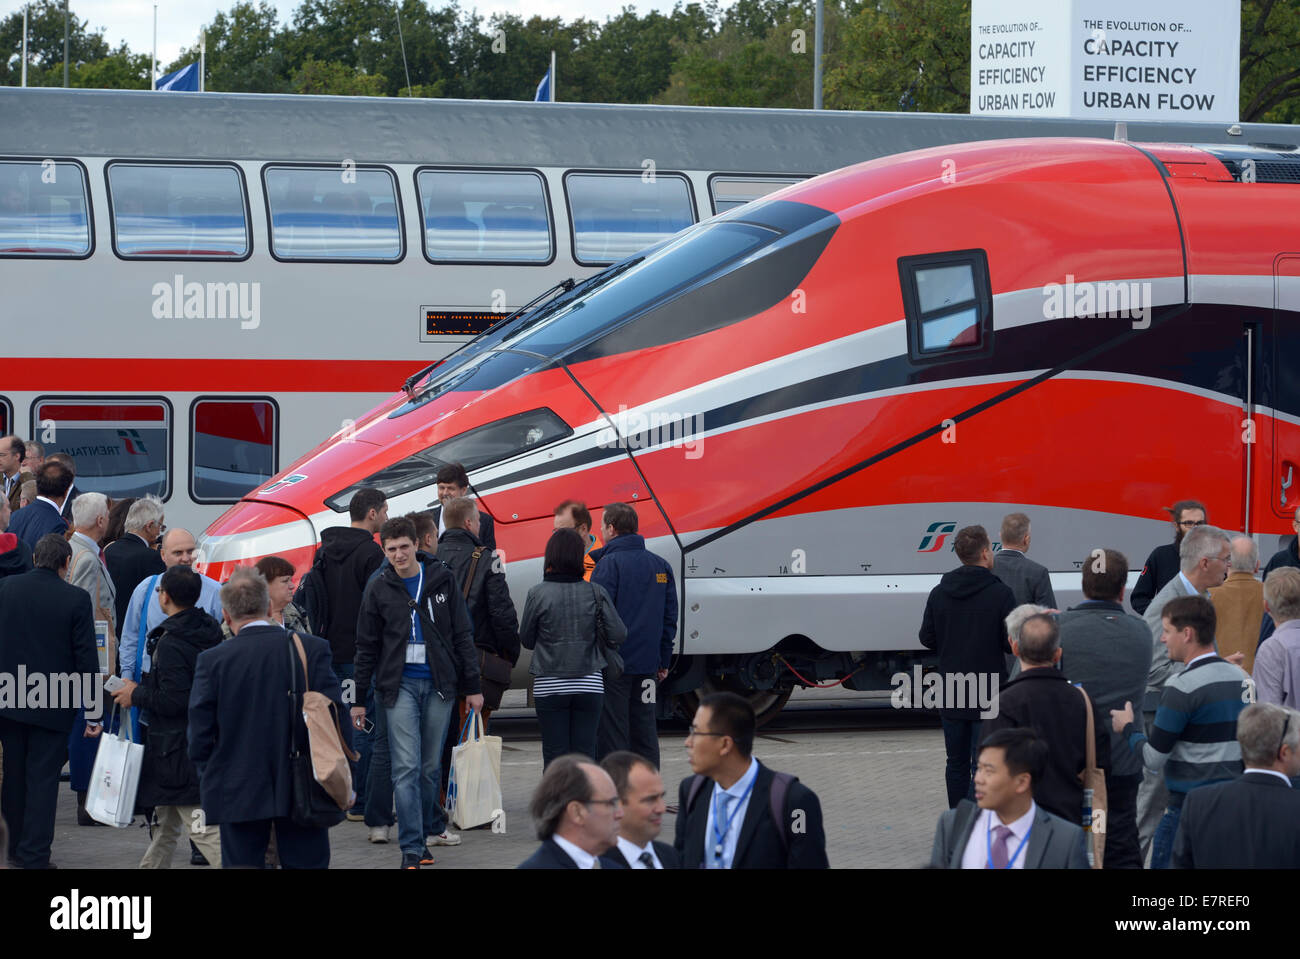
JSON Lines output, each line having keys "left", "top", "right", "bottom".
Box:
{"left": 293, "top": 552, "right": 331, "bottom": 637}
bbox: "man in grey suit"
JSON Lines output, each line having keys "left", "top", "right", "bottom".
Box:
{"left": 931, "top": 727, "right": 1089, "bottom": 868}
{"left": 993, "top": 513, "right": 1057, "bottom": 609}
{"left": 1134, "top": 524, "right": 1233, "bottom": 864}
{"left": 1058, "top": 548, "right": 1150, "bottom": 868}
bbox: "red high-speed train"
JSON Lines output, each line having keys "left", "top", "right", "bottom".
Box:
{"left": 198, "top": 136, "right": 1300, "bottom": 721}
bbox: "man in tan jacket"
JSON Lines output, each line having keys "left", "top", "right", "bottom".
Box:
{"left": 1210, "top": 534, "right": 1264, "bottom": 674}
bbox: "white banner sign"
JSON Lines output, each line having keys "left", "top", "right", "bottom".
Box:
{"left": 971, "top": 0, "right": 1240, "bottom": 122}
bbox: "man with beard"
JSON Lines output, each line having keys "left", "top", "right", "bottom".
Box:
{"left": 1130, "top": 501, "right": 1208, "bottom": 616}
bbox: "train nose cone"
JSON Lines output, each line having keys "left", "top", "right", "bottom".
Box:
{"left": 195, "top": 500, "right": 319, "bottom": 581}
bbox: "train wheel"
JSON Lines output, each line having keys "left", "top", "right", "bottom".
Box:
{"left": 675, "top": 679, "right": 793, "bottom": 729}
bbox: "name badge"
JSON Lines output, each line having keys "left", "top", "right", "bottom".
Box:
{"left": 406, "top": 643, "right": 426, "bottom": 664}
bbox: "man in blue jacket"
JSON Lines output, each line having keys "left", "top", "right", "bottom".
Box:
{"left": 591, "top": 502, "right": 678, "bottom": 767}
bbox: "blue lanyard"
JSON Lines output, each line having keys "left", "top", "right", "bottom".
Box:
{"left": 711, "top": 773, "right": 757, "bottom": 863}
{"left": 409, "top": 566, "right": 423, "bottom": 645}
{"left": 985, "top": 814, "right": 1032, "bottom": 869}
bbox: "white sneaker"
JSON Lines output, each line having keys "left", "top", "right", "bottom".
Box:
{"left": 426, "top": 830, "right": 461, "bottom": 846}
{"left": 368, "top": 826, "right": 390, "bottom": 844}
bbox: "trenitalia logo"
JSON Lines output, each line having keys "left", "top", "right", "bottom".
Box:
{"left": 917, "top": 522, "right": 956, "bottom": 552}
{"left": 258, "top": 474, "right": 307, "bottom": 495}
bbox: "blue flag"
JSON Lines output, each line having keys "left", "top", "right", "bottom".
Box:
{"left": 157, "top": 61, "right": 200, "bottom": 92}
{"left": 534, "top": 68, "right": 551, "bottom": 102}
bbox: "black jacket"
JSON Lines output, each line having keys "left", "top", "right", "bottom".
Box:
{"left": 436, "top": 527, "right": 520, "bottom": 664}
{"left": 1130, "top": 541, "right": 1180, "bottom": 616}
{"left": 104, "top": 533, "right": 166, "bottom": 637}
{"left": 919, "top": 565, "right": 1015, "bottom": 718}
{"left": 189, "top": 624, "right": 344, "bottom": 824}
{"left": 0, "top": 567, "right": 100, "bottom": 731}
{"left": 7, "top": 499, "right": 67, "bottom": 549}
{"left": 991, "top": 548, "right": 1057, "bottom": 609}
{"left": 354, "top": 553, "right": 480, "bottom": 708}
{"left": 0, "top": 532, "right": 32, "bottom": 579}
{"left": 314, "top": 526, "right": 384, "bottom": 665}
{"left": 1172, "top": 771, "right": 1300, "bottom": 868}
{"left": 428, "top": 504, "right": 496, "bottom": 552}
{"left": 600, "top": 840, "right": 680, "bottom": 869}
{"left": 131, "top": 606, "right": 223, "bottom": 807}
{"left": 674, "top": 763, "right": 829, "bottom": 869}
{"left": 981, "top": 667, "right": 1110, "bottom": 823}
{"left": 516, "top": 837, "right": 619, "bottom": 869}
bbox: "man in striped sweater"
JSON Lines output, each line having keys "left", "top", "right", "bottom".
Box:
{"left": 1111, "top": 595, "right": 1250, "bottom": 870}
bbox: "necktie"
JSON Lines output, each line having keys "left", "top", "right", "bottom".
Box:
{"left": 638, "top": 851, "right": 657, "bottom": 869}
{"left": 990, "top": 825, "right": 1013, "bottom": 869}
{"left": 714, "top": 792, "right": 733, "bottom": 863}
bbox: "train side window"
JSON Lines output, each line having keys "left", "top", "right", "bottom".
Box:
{"left": 565, "top": 172, "right": 695, "bottom": 266}
{"left": 898, "top": 250, "right": 992, "bottom": 360}
{"left": 30, "top": 397, "right": 172, "bottom": 500}
{"left": 0, "top": 159, "right": 91, "bottom": 257}
{"left": 264, "top": 165, "right": 403, "bottom": 261}
{"left": 0, "top": 396, "right": 11, "bottom": 436}
{"left": 416, "top": 169, "right": 553, "bottom": 264}
{"left": 190, "top": 398, "right": 278, "bottom": 503}
{"left": 709, "top": 175, "right": 806, "bottom": 214}
{"left": 107, "top": 163, "right": 249, "bottom": 258}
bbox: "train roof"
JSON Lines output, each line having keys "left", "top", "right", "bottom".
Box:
{"left": 2, "top": 87, "right": 1297, "bottom": 172}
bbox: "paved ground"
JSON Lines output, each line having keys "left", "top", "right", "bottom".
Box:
{"left": 51, "top": 690, "right": 949, "bottom": 869}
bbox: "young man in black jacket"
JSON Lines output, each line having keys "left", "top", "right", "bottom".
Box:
{"left": 352, "top": 516, "right": 483, "bottom": 869}
{"left": 920, "top": 525, "right": 1017, "bottom": 809}
{"left": 112, "top": 565, "right": 224, "bottom": 867}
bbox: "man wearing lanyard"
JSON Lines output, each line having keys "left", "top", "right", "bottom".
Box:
{"left": 353, "top": 517, "right": 482, "bottom": 870}
{"left": 674, "top": 692, "right": 828, "bottom": 869}
{"left": 930, "top": 727, "right": 1090, "bottom": 868}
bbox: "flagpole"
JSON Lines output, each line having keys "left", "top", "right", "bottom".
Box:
{"left": 20, "top": 4, "right": 27, "bottom": 87}
{"left": 200, "top": 31, "right": 205, "bottom": 92}
{"left": 550, "top": 50, "right": 556, "bottom": 103}
{"left": 151, "top": 3, "right": 157, "bottom": 91}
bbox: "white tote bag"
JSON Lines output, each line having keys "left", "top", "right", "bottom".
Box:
{"left": 86, "top": 706, "right": 145, "bottom": 828}
{"left": 448, "top": 710, "right": 503, "bottom": 830}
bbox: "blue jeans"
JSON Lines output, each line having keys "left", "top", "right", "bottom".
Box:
{"left": 335, "top": 664, "right": 365, "bottom": 811}
{"left": 1150, "top": 802, "right": 1182, "bottom": 870}
{"left": 385, "top": 676, "right": 454, "bottom": 855}
{"left": 364, "top": 684, "right": 394, "bottom": 827}
{"left": 940, "top": 717, "right": 982, "bottom": 809}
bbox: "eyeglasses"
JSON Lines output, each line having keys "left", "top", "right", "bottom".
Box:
{"left": 585, "top": 797, "right": 622, "bottom": 809}
{"left": 1278, "top": 714, "right": 1292, "bottom": 758}
{"left": 686, "top": 726, "right": 726, "bottom": 739}
{"left": 1179, "top": 520, "right": 1207, "bottom": 528}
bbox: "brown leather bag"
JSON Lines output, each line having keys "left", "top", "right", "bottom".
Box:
{"left": 1077, "top": 685, "right": 1108, "bottom": 869}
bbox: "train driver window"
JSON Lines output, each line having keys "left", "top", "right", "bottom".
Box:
{"left": 31, "top": 398, "right": 171, "bottom": 500}
{"left": 108, "top": 163, "right": 249, "bottom": 258}
{"left": 0, "top": 159, "right": 91, "bottom": 256}
{"left": 190, "top": 398, "right": 278, "bottom": 503}
{"left": 264, "top": 166, "right": 403, "bottom": 261}
{"left": 565, "top": 172, "right": 695, "bottom": 266}
{"left": 417, "top": 169, "right": 552, "bottom": 263}
{"left": 899, "top": 251, "right": 992, "bottom": 360}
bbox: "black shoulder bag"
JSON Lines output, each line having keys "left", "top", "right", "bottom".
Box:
{"left": 287, "top": 635, "right": 346, "bottom": 829}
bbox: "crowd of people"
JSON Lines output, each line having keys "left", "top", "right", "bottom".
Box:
{"left": 922, "top": 505, "right": 1300, "bottom": 869}
{"left": 2, "top": 432, "right": 1297, "bottom": 870}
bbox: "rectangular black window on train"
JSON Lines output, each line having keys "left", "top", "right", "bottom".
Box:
{"left": 30, "top": 397, "right": 172, "bottom": 501}
{"left": 416, "top": 168, "right": 555, "bottom": 265}
{"left": 898, "top": 249, "right": 994, "bottom": 362}
{"left": 708, "top": 174, "right": 809, "bottom": 215}
{"left": 106, "top": 161, "right": 252, "bottom": 260}
{"left": 262, "top": 164, "right": 404, "bottom": 262}
{"left": 0, "top": 158, "right": 93, "bottom": 258}
{"left": 189, "top": 397, "right": 279, "bottom": 504}
{"left": 564, "top": 171, "right": 696, "bottom": 266}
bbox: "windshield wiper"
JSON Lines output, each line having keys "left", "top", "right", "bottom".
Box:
{"left": 402, "top": 278, "right": 575, "bottom": 399}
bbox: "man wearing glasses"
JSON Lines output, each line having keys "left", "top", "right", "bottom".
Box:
{"left": 1111, "top": 595, "right": 1250, "bottom": 869}
{"left": 675, "top": 692, "right": 828, "bottom": 869}
{"left": 1130, "top": 500, "right": 1208, "bottom": 616}
{"left": 1172, "top": 703, "right": 1300, "bottom": 868}
{"left": 518, "top": 754, "right": 624, "bottom": 869}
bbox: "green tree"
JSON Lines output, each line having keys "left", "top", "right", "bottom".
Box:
{"left": 1240, "top": 0, "right": 1300, "bottom": 122}
{"left": 586, "top": 3, "right": 716, "bottom": 103}
{"left": 291, "top": 55, "right": 386, "bottom": 94}
{"left": 1, "top": 0, "right": 109, "bottom": 86}
{"left": 72, "top": 42, "right": 150, "bottom": 89}
{"left": 168, "top": 1, "right": 291, "bottom": 93}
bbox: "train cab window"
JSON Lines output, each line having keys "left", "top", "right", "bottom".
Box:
{"left": 264, "top": 165, "right": 403, "bottom": 261}
{"left": 899, "top": 251, "right": 992, "bottom": 360}
{"left": 107, "top": 163, "right": 249, "bottom": 258}
{"left": 565, "top": 172, "right": 695, "bottom": 265}
{"left": 31, "top": 398, "right": 171, "bottom": 500}
{"left": 190, "top": 398, "right": 278, "bottom": 503}
{"left": 0, "top": 159, "right": 91, "bottom": 256}
{"left": 709, "top": 175, "right": 806, "bottom": 214}
{"left": 417, "top": 169, "right": 552, "bottom": 263}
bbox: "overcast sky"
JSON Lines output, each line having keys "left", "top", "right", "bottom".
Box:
{"left": 2, "top": 0, "right": 685, "bottom": 68}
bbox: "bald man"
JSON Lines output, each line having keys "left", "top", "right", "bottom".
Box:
{"left": 119, "top": 528, "right": 224, "bottom": 685}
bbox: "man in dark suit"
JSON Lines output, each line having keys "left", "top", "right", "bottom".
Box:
{"left": 45, "top": 453, "right": 80, "bottom": 523}
{"left": 188, "top": 566, "right": 347, "bottom": 869}
{"left": 104, "top": 496, "right": 166, "bottom": 637}
{"left": 931, "top": 728, "right": 1090, "bottom": 868}
{"left": 599, "top": 751, "right": 680, "bottom": 868}
{"left": 982, "top": 613, "right": 1109, "bottom": 823}
{"left": 6, "top": 460, "right": 73, "bottom": 549}
{"left": 0, "top": 435, "right": 33, "bottom": 513}
{"left": 0, "top": 534, "right": 102, "bottom": 869}
{"left": 992, "top": 512, "right": 1057, "bottom": 609}
{"left": 518, "top": 754, "right": 624, "bottom": 869}
{"left": 427, "top": 462, "right": 496, "bottom": 551}
{"left": 675, "top": 692, "right": 828, "bottom": 869}
{"left": 1173, "top": 703, "right": 1300, "bottom": 868}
